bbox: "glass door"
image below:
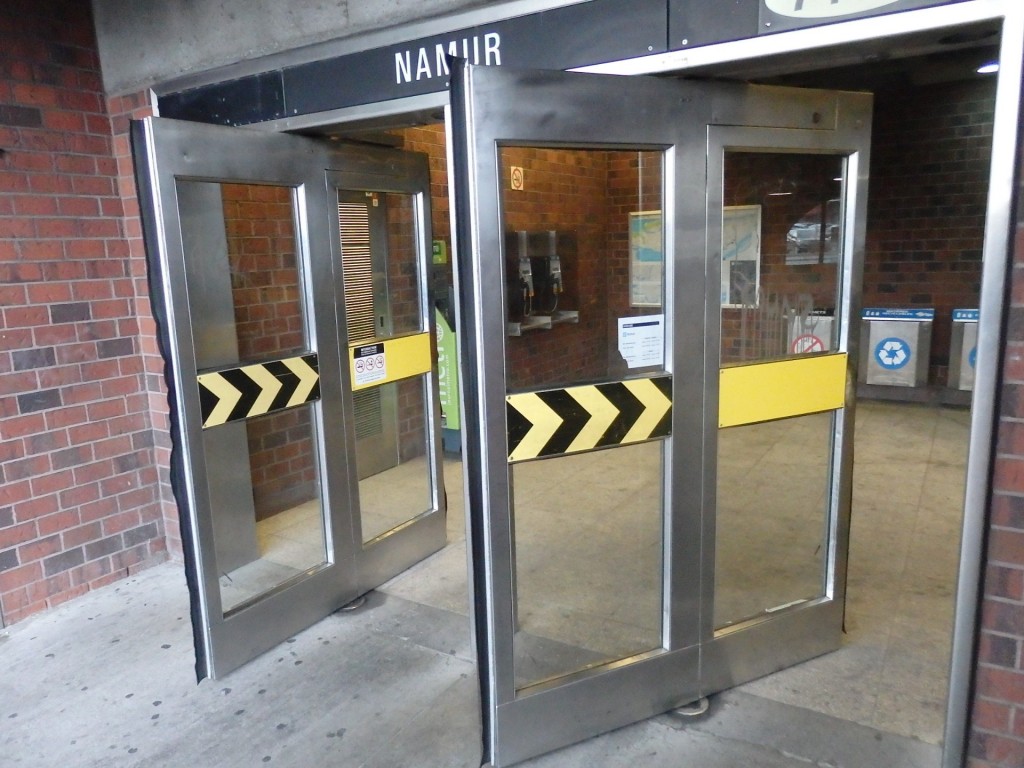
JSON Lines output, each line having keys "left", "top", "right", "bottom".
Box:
{"left": 703, "top": 121, "right": 871, "bottom": 691}
{"left": 133, "top": 118, "right": 445, "bottom": 679}
{"left": 450, "top": 63, "right": 870, "bottom": 767}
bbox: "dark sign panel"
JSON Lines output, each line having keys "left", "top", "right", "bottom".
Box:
{"left": 283, "top": 0, "right": 667, "bottom": 117}
{"left": 669, "top": 0, "right": 760, "bottom": 50}
{"left": 161, "top": 72, "right": 285, "bottom": 126}
{"left": 161, "top": 0, "right": 667, "bottom": 125}
{"left": 160, "top": 0, "right": 972, "bottom": 125}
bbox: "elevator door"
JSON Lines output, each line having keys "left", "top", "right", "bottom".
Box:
{"left": 132, "top": 118, "right": 446, "bottom": 679}
{"left": 450, "top": 63, "right": 870, "bottom": 766}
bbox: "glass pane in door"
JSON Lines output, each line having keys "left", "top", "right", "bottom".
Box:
{"left": 177, "top": 180, "right": 328, "bottom": 615}
{"left": 715, "top": 152, "right": 846, "bottom": 629}
{"left": 498, "top": 147, "right": 667, "bottom": 690}
{"left": 338, "top": 190, "right": 434, "bottom": 543}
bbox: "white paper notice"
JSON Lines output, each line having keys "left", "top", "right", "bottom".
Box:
{"left": 618, "top": 315, "right": 664, "bottom": 368}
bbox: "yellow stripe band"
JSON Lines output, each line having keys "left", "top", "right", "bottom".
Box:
{"left": 719, "top": 352, "right": 847, "bottom": 428}
{"left": 350, "top": 332, "right": 433, "bottom": 392}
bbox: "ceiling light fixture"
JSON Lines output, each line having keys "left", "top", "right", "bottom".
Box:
{"left": 977, "top": 61, "right": 1000, "bottom": 74}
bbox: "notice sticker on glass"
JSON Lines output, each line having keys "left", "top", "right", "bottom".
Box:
{"left": 353, "top": 342, "right": 386, "bottom": 386}
{"left": 618, "top": 315, "right": 664, "bottom": 368}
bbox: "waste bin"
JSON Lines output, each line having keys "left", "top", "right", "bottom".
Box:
{"left": 859, "top": 308, "right": 933, "bottom": 387}
{"left": 949, "top": 309, "right": 979, "bottom": 392}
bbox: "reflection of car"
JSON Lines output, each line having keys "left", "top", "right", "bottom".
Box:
{"left": 786, "top": 199, "right": 841, "bottom": 262}
{"left": 786, "top": 221, "right": 821, "bottom": 253}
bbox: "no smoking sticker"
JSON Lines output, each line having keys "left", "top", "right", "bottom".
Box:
{"left": 353, "top": 343, "right": 386, "bottom": 386}
{"left": 791, "top": 334, "right": 826, "bottom": 354}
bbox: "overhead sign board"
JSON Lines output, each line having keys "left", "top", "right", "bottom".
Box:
{"left": 162, "top": 0, "right": 667, "bottom": 125}
{"left": 161, "top": 0, "right": 970, "bottom": 125}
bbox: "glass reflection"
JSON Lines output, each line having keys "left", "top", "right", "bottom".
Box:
{"left": 356, "top": 377, "right": 433, "bottom": 543}
{"left": 214, "top": 406, "right": 327, "bottom": 614}
{"left": 512, "top": 443, "right": 664, "bottom": 691}
{"left": 714, "top": 412, "right": 832, "bottom": 629}
{"left": 721, "top": 152, "right": 845, "bottom": 362}
{"left": 493, "top": 145, "right": 669, "bottom": 691}
{"left": 337, "top": 188, "right": 436, "bottom": 542}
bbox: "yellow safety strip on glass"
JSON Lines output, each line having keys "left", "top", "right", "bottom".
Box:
{"left": 719, "top": 352, "right": 847, "bottom": 429}
{"left": 506, "top": 375, "right": 672, "bottom": 463}
{"left": 349, "top": 332, "right": 433, "bottom": 392}
{"left": 197, "top": 353, "right": 320, "bottom": 429}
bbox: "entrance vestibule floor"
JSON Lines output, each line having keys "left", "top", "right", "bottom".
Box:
{"left": 385, "top": 398, "right": 966, "bottom": 745}
{"left": 0, "top": 401, "right": 963, "bottom": 767}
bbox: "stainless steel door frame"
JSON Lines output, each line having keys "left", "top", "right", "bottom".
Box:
{"left": 451, "top": 62, "right": 710, "bottom": 768}
{"left": 337, "top": 188, "right": 401, "bottom": 480}
{"left": 451, "top": 63, "right": 872, "bottom": 767}
{"left": 700, "top": 111, "right": 872, "bottom": 692}
{"left": 134, "top": 118, "right": 445, "bottom": 679}
{"left": 325, "top": 160, "right": 447, "bottom": 593}
{"left": 134, "top": 118, "right": 357, "bottom": 678}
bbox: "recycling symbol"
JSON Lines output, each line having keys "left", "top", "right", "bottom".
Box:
{"left": 875, "top": 337, "right": 910, "bottom": 370}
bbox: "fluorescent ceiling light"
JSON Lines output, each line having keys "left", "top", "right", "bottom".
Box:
{"left": 977, "top": 61, "right": 1000, "bottom": 74}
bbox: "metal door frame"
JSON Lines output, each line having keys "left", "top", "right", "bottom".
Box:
{"left": 133, "top": 119, "right": 445, "bottom": 678}
{"left": 326, "top": 159, "right": 449, "bottom": 593}
{"left": 451, "top": 60, "right": 872, "bottom": 765}
{"left": 700, "top": 114, "right": 871, "bottom": 692}
{"left": 171, "top": 2, "right": 1024, "bottom": 765}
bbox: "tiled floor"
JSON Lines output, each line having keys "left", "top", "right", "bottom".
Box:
{"left": 0, "top": 400, "right": 966, "bottom": 766}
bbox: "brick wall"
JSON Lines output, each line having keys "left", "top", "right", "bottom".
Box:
{"left": 867, "top": 78, "right": 994, "bottom": 385}
{"left": 967, "top": 129, "right": 1024, "bottom": 767}
{"left": 219, "top": 182, "right": 317, "bottom": 518}
{"left": 0, "top": 0, "right": 167, "bottom": 625}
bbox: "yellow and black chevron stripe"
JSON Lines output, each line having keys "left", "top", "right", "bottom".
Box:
{"left": 506, "top": 375, "right": 671, "bottom": 462}
{"left": 197, "top": 353, "right": 320, "bottom": 428}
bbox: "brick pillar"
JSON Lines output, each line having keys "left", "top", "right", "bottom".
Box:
{"left": 0, "top": 1, "right": 170, "bottom": 625}
{"left": 967, "top": 118, "right": 1024, "bottom": 767}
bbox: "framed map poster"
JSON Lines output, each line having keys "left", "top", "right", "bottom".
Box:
{"left": 722, "top": 205, "right": 761, "bottom": 308}
{"left": 629, "top": 210, "right": 662, "bottom": 307}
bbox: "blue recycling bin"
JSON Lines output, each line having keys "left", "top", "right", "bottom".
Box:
{"left": 949, "top": 309, "right": 979, "bottom": 391}
{"left": 859, "top": 308, "right": 933, "bottom": 387}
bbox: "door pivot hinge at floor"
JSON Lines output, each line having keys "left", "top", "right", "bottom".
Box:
{"left": 671, "top": 696, "right": 711, "bottom": 718}
{"left": 337, "top": 594, "right": 368, "bottom": 613}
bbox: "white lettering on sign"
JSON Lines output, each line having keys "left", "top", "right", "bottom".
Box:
{"left": 395, "top": 32, "right": 502, "bottom": 85}
{"left": 764, "top": 0, "right": 901, "bottom": 18}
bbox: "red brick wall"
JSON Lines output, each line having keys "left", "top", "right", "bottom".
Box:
{"left": 867, "top": 79, "right": 994, "bottom": 385}
{"left": 398, "top": 125, "right": 451, "bottom": 261}
{"left": 220, "top": 182, "right": 317, "bottom": 518}
{"left": 967, "top": 131, "right": 1024, "bottom": 767}
{"left": 0, "top": 1, "right": 167, "bottom": 624}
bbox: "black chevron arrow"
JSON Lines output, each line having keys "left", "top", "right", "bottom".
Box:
{"left": 506, "top": 399, "right": 532, "bottom": 458}
{"left": 594, "top": 381, "right": 645, "bottom": 447}
{"left": 221, "top": 367, "right": 261, "bottom": 423}
{"left": 652, "top": 376, "right": 672, "bottom": 438}
{"left": 537, "top": 388, "right": 594, "bottom": 457}
{"left": 263, "top": 358, "right": 300, "bottom": 413}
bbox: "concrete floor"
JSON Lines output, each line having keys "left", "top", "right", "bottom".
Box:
{"left": 0, "top": 400, "right": 964, "bottom": 767}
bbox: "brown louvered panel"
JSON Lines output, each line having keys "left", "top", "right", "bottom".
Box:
{"left": 339, "top": 201, "right": 375, "bottom": 342}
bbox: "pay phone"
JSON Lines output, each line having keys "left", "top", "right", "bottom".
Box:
{"left": 506, "top": 230, "right": 574, "bottom": 334}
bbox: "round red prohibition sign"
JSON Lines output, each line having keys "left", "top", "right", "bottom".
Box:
{"left": 791, "top": 334, "right": 826, "bottom": 354}
{"left": 355, "top": 359, "right": 365, "bottom": 373}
